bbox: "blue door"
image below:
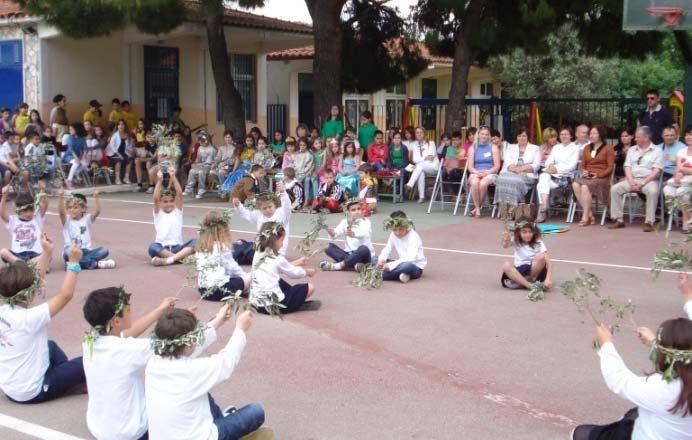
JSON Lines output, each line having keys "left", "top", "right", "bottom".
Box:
{"left": 0, "top": 40, "right": 22, "bottom": 111}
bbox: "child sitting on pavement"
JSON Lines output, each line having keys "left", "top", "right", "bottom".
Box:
{"left": 377, "top": 211, "right": 427, "bottom": 283}
{"left": 320, "top": 198, "right": 375, "bottom": 272}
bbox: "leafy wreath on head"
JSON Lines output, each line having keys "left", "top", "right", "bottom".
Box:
{"left": 83, "top": 286, "right": 131, "bottom": 357}
{"left": 341, "top": 197, "right": 361, "bottom": 212}
{"left": 150, "top": 319, "right": 207, "bottom": 356}
{"left": 0, "top": 263, "right": 43, "bottom": 309}
{"left": 66, "top": 195, "right": 87, "bottom": 210}
{"left": 14, "top": 192, "right": 45, "bottom": 215}
{"left": 253, "top": 221, "right": 285, "bottom": 252}
{"left": 383, "top": 215, "right": 414, "bottom": 231}
{"left": 650, "top": 327, "right": 692, "bottom": 383}
{"left": 257, "top": 191, "right": 281, "bottom": 208}
{"left": 199, "top": 210, "right": 233, "bottom": 234}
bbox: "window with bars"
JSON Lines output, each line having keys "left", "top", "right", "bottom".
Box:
{"left": 217, "top": 54, "right": 256, "bottom": 123}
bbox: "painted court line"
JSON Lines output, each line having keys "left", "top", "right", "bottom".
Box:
{"left": 0, "top": 413, "right": 85, "bottom": 440}
{"left": 45, "top": 212, "right": 679, "bottom": 275}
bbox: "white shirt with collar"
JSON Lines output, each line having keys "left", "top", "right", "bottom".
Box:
{"left": 544, "top": 142, "right": 580, "bottom": 175}
{"left": 625, "top": 143, "right": 664, "bottom": 180}
{"left": 145, "top": 326, "right": 246, "bottom": 440}
{"left": 331, "top": 217, "right": 374, "bottom": 253}
{"left": 410, "top": 140, "right": 438, "bottom": 165}
{"left": 378, "top": 229, "right": 427, "bottom": 270}
{"left": 501, "top": 143, "right": 541, "bottom": 178}
{"left": 235, "top": 190, "right": 292, "bottom": 255}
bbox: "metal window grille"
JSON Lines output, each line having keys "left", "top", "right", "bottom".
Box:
{"left": 144, "top": 46, "right": 179, "bottom": 123}
{"left": 217, "top": 54, "right": 256, "bottom": 124}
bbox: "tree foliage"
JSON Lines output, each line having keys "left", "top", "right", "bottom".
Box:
{"left": 340, "top": 0, "right": 427, "bottom": 94}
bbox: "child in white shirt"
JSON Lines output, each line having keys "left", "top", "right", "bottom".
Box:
{"left": 250, "top": 221, "right": 316, "bottom": 313}
{"left": 0, "top": 238, "right": 85, "bottom": 404}
{"left": 82, "top": 287, "right": 176, "bottom": 440}
{"left": 377, "top": 211, "right": 426, "bottom": 283}
{"left": 572, "top": 318, "right": 692, "bottom": 440}
{"left": 500, "top": 218, "right": 553, "bottom": 290}
{"left": 58, "top": 189, "right": 115, "bottom": 270}
{"left": 148, "top": 168, "right": 196, "bottom": 266}
{"left": 196, "top": 211, "right": 250, "bottom": 301}
{"left": 0, "top": 184, "right": 48, "bottom": 264}
{"left": 232, "top": 181, "right": 292, "bottom": 264}
{"left": 320, "top": 198, "right": 375, "bottom": 271}
{"left": 145, "top": 307, "right": 266, "bottom": 440}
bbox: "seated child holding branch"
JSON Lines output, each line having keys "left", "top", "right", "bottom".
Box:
{"left": 500, "top": 218, "right": 553, "bottom": 290}
{"left": 320, "top": 198, "right": 375, "bottom": 272}
{"left": 0, "top": 185, "right": 48, "bottom": 265}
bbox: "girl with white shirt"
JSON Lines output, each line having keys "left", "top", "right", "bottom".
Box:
{"left": 377, "top": 211, "right": 427, "bottom": 283}
{"left": 106, "top": 120, "right": 135, "bottom": 185}
{"left": 572, "top": 316, "right": 692, "bottom": 440}
{"left": 494, "top": 127, "right": 541, "bottom": 217}
{"left": 250, "top": 221, "right": 316, "bottom": 314}
{"left": 406, "top": 126, "right": 439, "bottom": 203}
{"left": 195, "top": 211, "right": 250, "bottom": 301}
{"left": 536, "top": 127, "right": 580, "bottom": 223}
{"left": 145, "top": 307, "right": 268, "bottom": 440}
{"left": 148, "top": 168, "right": 197, "bottom": 266}
{"left": 500, "top": 218, "right": 552, "bottom": 290}
{"left": 663, "top": 125, "right": 692, "bottom": 233}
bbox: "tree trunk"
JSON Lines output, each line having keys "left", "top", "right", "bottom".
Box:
{"left": 204, "top": 0, "right": 247, "bottom": 138}
{"left": 306, "top": 0, "right": 346, "bottom": 131}
{"left": 444, "top": 0, "right": 486, "bottom": 133}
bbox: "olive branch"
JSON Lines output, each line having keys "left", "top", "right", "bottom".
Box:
{"left": 560, "top": 269, "right": 636, "bottom": 349}
{"left": 296, "top": 210, "right": 328, "bottom": 257}
{"left": 352, "top": 264, "right": 383, "bottom": 289}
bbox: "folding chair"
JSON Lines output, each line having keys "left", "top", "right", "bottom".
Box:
{"left": 621, "top": 172, "right": 665, "bottom": 224}
{"left": 568, "top": 167, "right": 614, "bottom": 225}
{"left": 463, "top": 173, "right": 497, "bottom": 217}
{"left": 427, "top": 158, "right": 467, "bottom": 213}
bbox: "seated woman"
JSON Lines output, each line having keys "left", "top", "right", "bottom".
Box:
{"left": 494, "top": 127, "right": 541, "bottom": 218}
{"left": 536, "top": 127, "right": 580, "bottom": 223}
{"left": 663, "top": 124, "right": 692, "bottom": 233}
{"left": 405, "top": 126, "right": 439, "bottom": 203}
{"left": 570, "top": 125, "right": 614, "bottom": 226}
{"left": 539, "top": 127, "right": 558, "bottom": 166}
{"left": 467, "top": 126, "right": 501, "bottom": 217}
{"left": 220, "top": 134, "right": 255, "bottom": 194}
{"left": 614, "top": 127, "right": 635, "bottom": 180}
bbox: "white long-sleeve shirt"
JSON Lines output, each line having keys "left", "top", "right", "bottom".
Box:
{"left": 196, "top": 244, "right": 248, "bottom": 290}
{"left": 250, "top": 251, "right": 305, "bottom": 307}
{"left": 685, "top": 300, "right": 692, "bottom": 319}
{"left": 145, "top": 327, "right": 244, "bottom": 440}
{"left": 105, "top": 131, "right": 134, "bottom": 157}
{"left": 598, "top": 342, "right": 692, "bottom": 440}
{"left": 378, "top": 229, "right": 427, "bottom": 270}
{"left": 543, "top": 142, "right": 580, "bottom": 175}
{"left": 501, "top": 143, "right": 541, "bottom": 178}
{"left": 330, "top": 217, "right": 374, "bottom": 253}
{"left": 410, "top": 140, "right": 438, "bottom": 165}
{"left": 235, "top": 190, "right": 292, "bottom": 255}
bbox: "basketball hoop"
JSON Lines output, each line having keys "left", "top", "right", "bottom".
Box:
{"left": 646, "top": 6, "right": 685, "bottom": 26}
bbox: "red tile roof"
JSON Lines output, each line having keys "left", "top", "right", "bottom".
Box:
{"left": 0, "top": 1, "right": 27, "bottom": 19}
{"left": 0, "top": 1, "right": 312, "bottom": 35}
{"left": 268, "top": 42, "right": 453, "bottom": 64}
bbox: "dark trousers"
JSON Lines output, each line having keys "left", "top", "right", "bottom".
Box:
{"left": 209, "top": 394, "right": 265, "bottom": 440}
{"left": 325, "top": 243, "right": 371, "bottom": 270}
{"left": 382, "top": 262, "right": 423, "bottom": 281}
{"left": 199, "top": 277, "right": 246, "bottom": 301}
{"left": 9, "top": 341, "right": 85, "bottom": 404}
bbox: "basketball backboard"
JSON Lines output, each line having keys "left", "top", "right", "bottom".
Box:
{"left": 623, "top": 0, "right": 692, "bottom": 30}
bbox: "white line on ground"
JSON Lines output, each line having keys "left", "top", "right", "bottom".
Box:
{"left": 45, "top": 212, "right": 679, "bottom": 274}
{"left": 0, "top": 413, "right": 86, "bottom": 440}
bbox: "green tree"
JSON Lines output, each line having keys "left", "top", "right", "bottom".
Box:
{"left": 306, "top": 0, "right": 426, "bottom": 129}
{"left": 413, "top": 0, "right": 663, "bottom": 132}
{"left": 15, "top": 0, "right": 265, "bottom": 137}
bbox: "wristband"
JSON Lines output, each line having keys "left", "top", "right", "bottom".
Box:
{"left": 66, "top": 262, "right": 81, "bottom": 274}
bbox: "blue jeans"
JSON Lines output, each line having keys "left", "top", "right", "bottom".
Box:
{"left": 382, "top": 262, "right": 423, "bottom": 281}
{"left": 208, "top": 394, "right": 265, "bottom": 440}
{"left": 63, "top": 247, "right": 109, "bottom": 269}
{"left": 147, "top": 239, "right": 196, "bottom": 258}
{"left": 9, "top": 341, "right": 85, "bottom": 404}
{"left": 303, "top": 176, "right": 318, "bottom": 204}
{"left": 325, "top": 243, "right": 373, "bottom": 269}
{"left": 372, "top": 162, "right": 386, "bottom": 171}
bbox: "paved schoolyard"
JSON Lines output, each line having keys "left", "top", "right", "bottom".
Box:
{"left": 0, "top": 192, "right": 686, "bottom": 440}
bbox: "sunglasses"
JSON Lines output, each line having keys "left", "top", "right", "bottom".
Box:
{"left": 646, "top": 96, "right": 657, "bottom": 101}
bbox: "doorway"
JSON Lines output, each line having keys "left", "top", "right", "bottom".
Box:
{"left": 0, "top": 40, "right": 23, "bottom": 111}
{"left": 298, "top": 73, "right": 314, "bottom": 130}
{"left": 144, "top": 46, "right": 179, "bottom": 123}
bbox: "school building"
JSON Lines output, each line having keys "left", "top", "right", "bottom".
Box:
{"left": 0, "top": 0, "right": 500, "bottom": 138}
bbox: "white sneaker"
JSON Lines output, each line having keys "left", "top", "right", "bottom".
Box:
{"left": 399, "top": 273, "right": 411, "bottom": 283}
{"left": 146, "top": 186, "right": 155, "bottom": 194}
{"left": 319, "top": 261, "right": 333, "bottom": 271}
{"left": 182, "top": 190, "right": 192, "bottom": 197}
{"left": 115, "top": 178, "right": 122, "bottom": 185}
{"left": 123, "top": 177, "right": 131, "bottom": 184}
{"left": 151, "top": 257, "right": 167, "bottom": 266}
{"left": 196, "top": 190, "right": 206, "bottom": 199}
{"left": 195, "top": 193, "right": 203, "bottom": 199}
{"left": 97, "top": 259, "right": 116, "bottom": 269}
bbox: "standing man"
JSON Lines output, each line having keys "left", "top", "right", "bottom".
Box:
{"left": 638, "top": 89, "right": 674, "bottom": 145}
{"left": 659, "top": 125, "right": 686, "bottom": 180}
{"left": 608, "top": 126, "right": 663, "bottom": 232}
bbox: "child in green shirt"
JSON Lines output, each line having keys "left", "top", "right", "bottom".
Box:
{"left": 357, "top": 111, "right": 377, "bottom": 155}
